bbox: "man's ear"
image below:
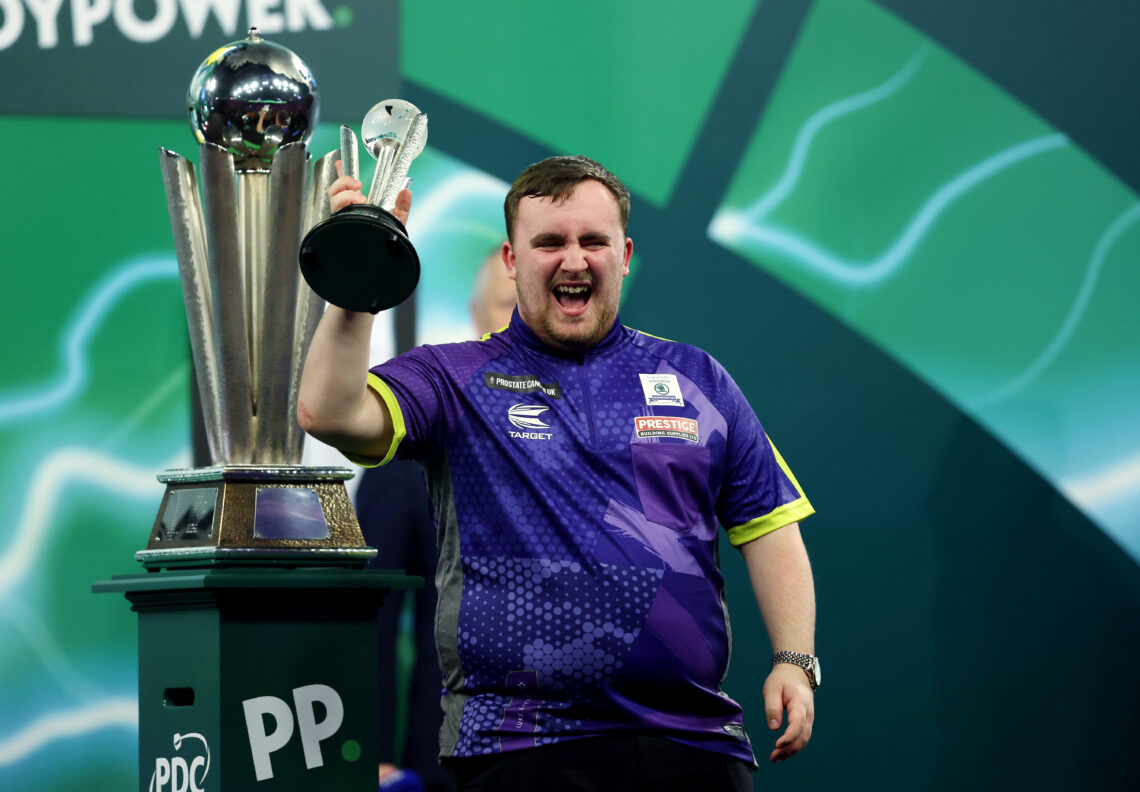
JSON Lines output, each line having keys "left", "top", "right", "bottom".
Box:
{"left": 502, "top": 240, "right": 518, "bottom": 280}
{"left": 622, "top": 237, "right": 633, "bottom": 277}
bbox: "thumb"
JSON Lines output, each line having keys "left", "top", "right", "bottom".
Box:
{"left": 764, "top": 688, "right": 784, "bottom": 731}
{"left": 392, "top": 187, "right": 413, "bottom": 226}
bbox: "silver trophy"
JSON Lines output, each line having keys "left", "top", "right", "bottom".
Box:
{"left": 141, "top": 28, "right": 373, "bottom": 569}
{"left": 299, "top": 99, "right": 428, "bottom": 313}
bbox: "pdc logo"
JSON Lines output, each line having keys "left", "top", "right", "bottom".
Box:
{"left": 149, "top": 732, "right": 210, "bottom": 792}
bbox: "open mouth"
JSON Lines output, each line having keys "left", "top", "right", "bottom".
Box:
{"left": 553, "top": 283, "right": 592, "bottom": 313}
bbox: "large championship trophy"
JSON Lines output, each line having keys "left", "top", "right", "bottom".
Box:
{"left": 94, "top": 30, "right": 422, "bottom": 790}
{"left": 140, "top": 29, "right": 392, "bottom": 567}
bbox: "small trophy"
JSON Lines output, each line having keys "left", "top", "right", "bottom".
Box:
{"left": 298, "top": 99, "right": 427, "bottom": 314}
{"left": 142, "top": 28, "right": 373, "bottom": 569}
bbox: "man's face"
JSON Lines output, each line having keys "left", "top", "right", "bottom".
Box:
{"left": 503, "top": 180, "right": 633, "bottom": 352}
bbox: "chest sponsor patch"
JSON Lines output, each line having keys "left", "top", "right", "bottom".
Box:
{"left": 508, "top": 403, "right": 554, "bottom": 440}
{"left": 634, "top": 416, "right": 699, "bottom": 443}
{"left": 639, "top": 373, "right": 684, "bottom": 407}
{"left": 486, "top": 372, "right": 562, "bottom": 399}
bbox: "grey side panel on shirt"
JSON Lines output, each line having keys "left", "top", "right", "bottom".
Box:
{"left": 430, "top": 452, "right": 469, "bottom": 756}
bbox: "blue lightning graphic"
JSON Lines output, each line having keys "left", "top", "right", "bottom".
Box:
{"left": 0, "top": 256, "right": 177, "bottom": 424}
{"left": 971, "top": 202, "right": 1140, "bottom": 408}
{"left": 744, "top": 46, "right": 930, "bottom": 222}
{"left": 0, "top": 699, "right": 137, "bottom": 767}
{"left": 711, "top": 133, "right": 1068, "bottom": 285}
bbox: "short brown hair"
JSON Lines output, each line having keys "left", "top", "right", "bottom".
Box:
{"left": 504, "top": 156, "right": 630, "bottom": 241}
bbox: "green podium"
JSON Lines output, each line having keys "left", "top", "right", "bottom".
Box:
{"left": 95, "top": 566, "right": 420, "bottom": 790}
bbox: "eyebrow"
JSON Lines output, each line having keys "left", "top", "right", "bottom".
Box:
{"left": 529, "top": 232, "right": 564, "bottom": 247}
{"left": 529, "top": 232, "right": 612, "bottom": 247}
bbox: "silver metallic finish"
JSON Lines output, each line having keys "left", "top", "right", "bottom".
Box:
{"left": 237, "top": 170, "right": 270, "bottom": 411}
{"left": 135, "top": 546, "right": 376, "bottom": 562}
{"left": 287, "top": 150, "right": 338, "bottom": 461}
{"left": 159, "top": 148, "right": 222, "bottom": 462}
{"left": 378, "top": 112, "right": 428, "bottom": 211}
{"left": 257, "top": 142, "right": 309, "bottom": 463}
{"left": 200, "top": 142, "right": 254, "bottom": 462}
{"left": 158, "top": 465, "right": 355, "bottom": 483}
{"left": 367, "top": 138, "right": 398, "bottom": 207}
{"left": 339, "top": 125, "right": 359, "bottom": 181}
{"left": 187, "top": 27, "right": 318, "bottom": 172}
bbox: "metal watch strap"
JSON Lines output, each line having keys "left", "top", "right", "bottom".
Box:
{"left": 772, "top": 650, "right": 819, "bottom": 689}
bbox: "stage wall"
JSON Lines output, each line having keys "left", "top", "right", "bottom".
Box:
{"left": 1, "top": 1, "right": 1138, "bottom": 789}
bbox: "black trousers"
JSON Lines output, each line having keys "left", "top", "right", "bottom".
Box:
{"left": 443, "top": 734, "right": 754, "bottom": 792}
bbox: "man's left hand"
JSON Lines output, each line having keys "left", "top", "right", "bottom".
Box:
{"left": 762, "top": 662, "right": 814, "bottom": 762}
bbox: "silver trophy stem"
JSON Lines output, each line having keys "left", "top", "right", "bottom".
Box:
{"left": 287, "top": 150, "right": 338, "bottom": 461}
{"left": 238, "top": 170, "right": 270, "bottom": 424}
{"left": 367, "top": 139, "right": 398, "bottom": 207}
{"left": 378, "top": 112, "right": 427, "bottom": 211}
{"left": 339, "top": 125, "right": 359, "bottom": 181}
{"left": 159, "top": 148, "right": 222, "bottom": 463}
{"left": 305, "top": 149, "right": 339, "bottom": 231}
{"left": 256, "top": 143, "right": 309, "bottom": 464}
{"left": 200, "top": 142, "right": 254, "bottom": 463}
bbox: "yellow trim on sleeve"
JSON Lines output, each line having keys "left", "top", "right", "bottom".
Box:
{"left": 768, "top": 436, "right": 809, "bottom": 502}
{"left": 340, "top": 373, "right": 407, "bottom": 468}
{"left": 725, "top": 435, "right": 815, "bottom": 546}
{"left": 726, "top": 498, "right": 815, "bottom": 546}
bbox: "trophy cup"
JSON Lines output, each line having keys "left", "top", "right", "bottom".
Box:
{"left": 299, "top": 99, "right": 428, "bottom": 313}
{"left": 140, "top": 28, "right": 373, "bottom": 568}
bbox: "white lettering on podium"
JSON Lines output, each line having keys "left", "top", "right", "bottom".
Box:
{"left": 149, "top": 733, "right": 210, "bottom": 792}
{"left": 243, "top": 683, "right": 345, "bottom": 782}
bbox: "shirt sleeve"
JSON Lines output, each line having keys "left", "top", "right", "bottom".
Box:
{"left": 714, "top": 366, "right": 815, "bottom": 546}
{"left": 344, "top": 345, "right": 460, "bottom": 467}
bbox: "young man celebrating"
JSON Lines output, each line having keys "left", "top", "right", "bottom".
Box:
{"left": 299, "top": 156, "right": 818, "bottom": 791}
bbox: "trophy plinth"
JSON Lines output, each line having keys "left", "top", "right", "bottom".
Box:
{"left": 137, "top": 466, "right": 374, "bottom": 569}
{"left": 299, "top": 204, "right": 419, "bottom": 313}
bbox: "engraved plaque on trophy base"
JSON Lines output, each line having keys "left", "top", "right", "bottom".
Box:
{"left": 136, "top": 466, "right": 376, "bottom": 570}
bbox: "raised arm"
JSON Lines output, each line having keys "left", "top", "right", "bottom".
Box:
{"left": 295, "top": 171, "right": 412, "bottom": 460}
{"left": 739, "top": 522, "right": 816, "bottom": 763}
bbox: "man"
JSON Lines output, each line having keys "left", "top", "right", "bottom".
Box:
{"left": 299, "top": 156, "right": 818, "bottom": 791}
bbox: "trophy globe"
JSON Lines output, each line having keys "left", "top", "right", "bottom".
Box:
{"left": 187, "top": 27, "right": 319, "bottom": 171}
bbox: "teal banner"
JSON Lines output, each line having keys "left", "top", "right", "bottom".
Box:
{"left": 0, "top": 0, "right": 397, "bottom": 120}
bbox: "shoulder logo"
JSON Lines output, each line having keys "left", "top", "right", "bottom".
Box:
{"left": 508, "top": 403, "right": 551, "bottom": 430}
{"left": 639, "top": 373, "right": 684, "bottom": 407}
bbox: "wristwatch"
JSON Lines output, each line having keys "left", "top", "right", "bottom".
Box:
{"left": 772, "top": 651, "right": 821, "bottom": 690}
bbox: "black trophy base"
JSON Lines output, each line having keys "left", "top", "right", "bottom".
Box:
{"left": 299, "top": 203, "right": 420, "bottom": 313}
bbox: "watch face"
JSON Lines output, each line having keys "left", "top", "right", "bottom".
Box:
{"left": 811, "top": 657, "right": 821, "bottom": 688}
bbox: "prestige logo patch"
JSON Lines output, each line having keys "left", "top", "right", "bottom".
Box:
{"left": 639, "top": 373, "right": 684, "bottom": 406}
{"left": 486, "top": 372, "right": 562, "bottom": 398}
{"left": 635, "top": 416, "right": 699, "bottom": 443}
{"left": 508, "top": 403, "right": 553, "bottom": 440}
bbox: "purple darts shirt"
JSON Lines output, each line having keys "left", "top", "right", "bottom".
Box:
{"left": 367, "top": 311, "right": 814, "bottom": 764}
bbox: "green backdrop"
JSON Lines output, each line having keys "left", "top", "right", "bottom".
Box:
{"left": 1, "top": 1, "right": 1137, "bottom": 789}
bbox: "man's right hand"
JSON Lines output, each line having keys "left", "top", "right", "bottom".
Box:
{"left": 329, "top": 160, "right": 365, "bottom": 213}
{"left": 327, "top": 161, "right": 413, "bottom": 224}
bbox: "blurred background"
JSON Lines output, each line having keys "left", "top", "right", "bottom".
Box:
{"left": 1, "top": 1, "right": 1137, "bottom": 789}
